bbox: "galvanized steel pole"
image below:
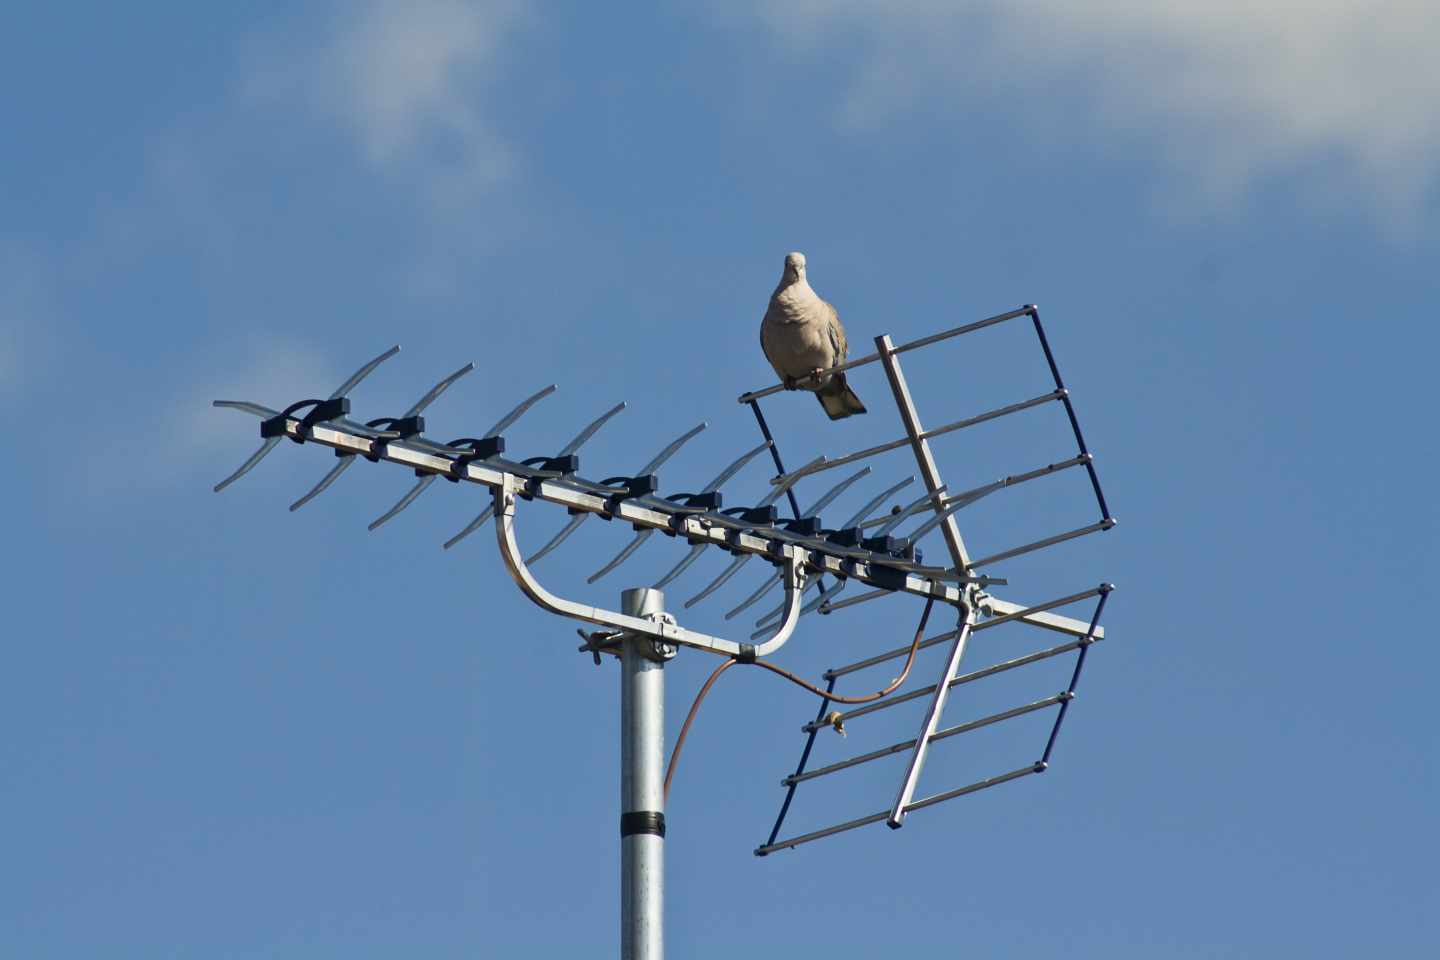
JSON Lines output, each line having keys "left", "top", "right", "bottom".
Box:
{"left": 620, "top": 588, "right": 670, "bottom": 960}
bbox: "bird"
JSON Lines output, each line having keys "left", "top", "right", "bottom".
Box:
{"left": 760, "top": 252, "right": 867, "bottom": 420}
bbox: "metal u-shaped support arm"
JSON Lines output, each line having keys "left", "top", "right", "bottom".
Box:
{"left": 492, "top": 479, "right": 807, "bottom": 659}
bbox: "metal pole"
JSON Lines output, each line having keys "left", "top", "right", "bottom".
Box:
{"left": 620, "top": 587, "right": 671, "bottom": 960}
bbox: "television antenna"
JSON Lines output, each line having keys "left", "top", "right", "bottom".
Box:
{"left": 213, "top": 303, "right": 1114, "bottom": 959}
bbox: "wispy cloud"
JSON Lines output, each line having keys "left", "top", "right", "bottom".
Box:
{"left": 246, "top": 0, "right": 526, "bottom": 214}
{"left": 733, "top": 1, "right": 1440, "bottom": 218}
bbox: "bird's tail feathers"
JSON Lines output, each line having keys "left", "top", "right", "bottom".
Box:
{"left": 817, "top": 373, "right": 867, "bottom": 420}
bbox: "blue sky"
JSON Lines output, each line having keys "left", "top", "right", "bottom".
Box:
{"left": 4, "top": 2, "right": 1438, "bottom": 957}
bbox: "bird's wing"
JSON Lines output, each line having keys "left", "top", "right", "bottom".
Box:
{"left": 759, "top": 303, "right": 785, "bottom": 379}
{"left": 824, "top": 300, "right": 848, "bottom": 363}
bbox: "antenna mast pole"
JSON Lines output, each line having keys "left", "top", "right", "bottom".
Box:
{"left": 620, "top": 587, "right": 673, "bottom": 960}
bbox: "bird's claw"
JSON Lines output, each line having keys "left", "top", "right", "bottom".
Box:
{"left": 782, "top": 376, "right": 799, "bottom": 391}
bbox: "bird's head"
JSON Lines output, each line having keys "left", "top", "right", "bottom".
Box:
{"left": 781, "top": 251, "right": 807, "bottom": 285}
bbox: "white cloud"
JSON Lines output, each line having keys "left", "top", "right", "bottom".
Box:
{"left": 247, "top": 0, "right": 525, "bottom": 211}
{"left": 735, "top": 1, "right": 1440, "bottom": 217}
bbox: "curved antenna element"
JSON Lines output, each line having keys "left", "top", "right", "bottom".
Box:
{"left": 213, "top": 437, "right": 282, "bottom": 493}
{"left": 330, "top": 345, "right": 401, "bottom": 401}
{"left": 761, "top": 456, "right": 825, "bottom": 507}
{"left": 725, "top": 570, "right": 780, "bottom": 620}
{"left": 682, "top": 554, "right": 749, "bottom": 609}
{"left": 652, "top": 544, "right": 705, "bottom": 590}
{"left": 443, "top": 505, "right": 497, "bottom": 550}
{"left": 800, "top": 465, "right": 871, "bottom": 518}
{"left": 897, "top": 498, "right": 969, "bottom": 551}
{"left": 483, "top": 383, "right": 557, "bottom": 438}
{"left": 872, "top": 486, "right": 948, "bottom": 537}
{"left": 638, "top": 421, "right": 707, "bottom": 475}
{"left": 289, "top": 456, "right": 357, "bottom": 512}
{"left": 211, "top": 400, "right": 285, "bottom": 493}
{"left": 560, "top": 401, "right": 627, "bottom": 456}
{"left": 213, "top": 400, "right": 279, "bottom": 419}
{"left": 838, "top": 476, "right": 915, "bottom": 531}
{"left": 369, "top": 475, "right": 437, "bottom": 531}
{"left": 404, "top": 361, "right": 475, "bottom": 418}
{"left": 701, "top": 440, "right": 772, "bottom": 493}
{"left": 586, "top": 529, "right": 653, "bottom": 584}
{"left": 525, "top": 513, "right": 586, "bottom": 564}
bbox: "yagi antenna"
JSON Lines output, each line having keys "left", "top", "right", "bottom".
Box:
{"left": 211, "top": 302, "right": 1117, "bottom": 958}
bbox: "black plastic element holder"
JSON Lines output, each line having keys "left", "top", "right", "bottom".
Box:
{"left": 359, "top": 414, "right": 426, "bottom": 462}
{"left": 861, "top": 533, "right": 909, "bottom": 556}
{"left": 599, "top": 474, "right": 660, "bottom": 498}
{"left": 367, "top": 414, "right": 425, "bottom": 438}
{"left": 522, "top": 454, "right": 580, "bottom": 475}
{"left": 665, "top": 491, "right": 724, "bottom": 511}
{"left": 826, "top": 527, "right": 864, "bottom": 548}
{"left": 261, "top": 397, "right": 351, "bottom": 442}
{"left": 782, "top": 517, "right": 824, "bottom": 537}
{"left": 866, "top": 564, "right": 912, "bottom": 591}
{"left": 443, "top": 436, "right": 505, "bottom": 481}
{"left": 722, "top": 505, "right": 779, "bottom": 525}
{"left": 593, "top": 473, "right": 659, "bottom": 517}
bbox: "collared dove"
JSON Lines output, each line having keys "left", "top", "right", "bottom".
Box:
{"left": 760, "top": 251, "right": 867, "bottom": 420}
